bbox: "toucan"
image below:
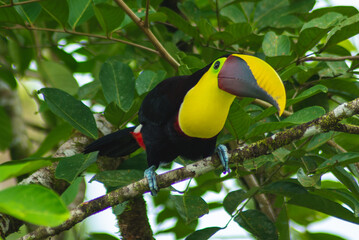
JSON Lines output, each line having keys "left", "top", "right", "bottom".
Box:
{"left": 84, "top": 54, "right": 286, "bottom": 195}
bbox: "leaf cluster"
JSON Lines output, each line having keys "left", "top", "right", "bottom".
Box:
{"left": 0, "top": 0, "right": 359, "bottom": 240}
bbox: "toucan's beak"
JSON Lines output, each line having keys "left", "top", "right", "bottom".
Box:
{"left": 218, "top": 54, "right": 286, "bottom": 116}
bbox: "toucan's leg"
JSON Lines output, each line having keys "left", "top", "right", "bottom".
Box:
{"left": 216, "top": 144, "right": 230, "bottom": 174}
{"left": 144, "top": 165, "right": 158, "bottom": 196}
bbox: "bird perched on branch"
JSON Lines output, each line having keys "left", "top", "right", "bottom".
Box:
{"left": 84, "top": 54, "right": 286, "bottom": 195}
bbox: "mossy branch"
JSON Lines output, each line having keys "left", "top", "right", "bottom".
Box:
{"left": 18, "top": 97, "right": 359, "bottom": 240}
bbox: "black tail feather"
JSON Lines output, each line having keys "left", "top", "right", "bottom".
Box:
{"left": 84, "top": 126, "right": 140, "bottom": 157}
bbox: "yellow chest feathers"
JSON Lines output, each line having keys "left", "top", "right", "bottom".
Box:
{"left": 178, "top": 70, "right": 236, "bottom": 139}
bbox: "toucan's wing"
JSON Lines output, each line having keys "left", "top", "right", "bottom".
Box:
{"left": 139, "top": 75, "right": 199, "bottom": 125}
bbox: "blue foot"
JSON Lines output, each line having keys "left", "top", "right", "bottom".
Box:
{"left": 144, "top": 165, "right": 158, "bottom": 196}
{"left": 216, "top": 144, "right": 230, "bottom": 174}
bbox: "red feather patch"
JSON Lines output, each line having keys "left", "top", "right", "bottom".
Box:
{"left": 130, "top": 131, "right": 146, "bottom": 150}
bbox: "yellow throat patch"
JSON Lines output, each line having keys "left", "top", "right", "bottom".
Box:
{"left": 178, "top": 58, "right": 235, "bottom": 139}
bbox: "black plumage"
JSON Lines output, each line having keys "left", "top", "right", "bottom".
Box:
{"left": 84, "top": 62, "right": 215, "bottom": 167}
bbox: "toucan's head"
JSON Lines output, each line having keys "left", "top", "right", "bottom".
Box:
{"left": 212, "top": 54, "right": 286, "bottom": 115}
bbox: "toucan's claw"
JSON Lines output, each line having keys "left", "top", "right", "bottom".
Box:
{"left": 144, "top": 165, "right": 158, "bottom": 196}
{"left": 216, "top": 144, "right": 230, "bottom": 174}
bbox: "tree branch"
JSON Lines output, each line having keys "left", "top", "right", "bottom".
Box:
{"left": 144, "top": 0, "right": 150, "bottom": 29}
{"left": 1, "top": 25, "right": 159, "bottom": 55}
{"left": 299, "top": 55, "right": 359, "bottom": 62}
{"left": 113, "top": 0, "right": 180, "bottom": 69}
{"left": 19, "top": 98, "right": 359, "bottom": 240}
{"left": 331, "top": 123, "right": 359, "bottom": 134}
{"left": 0, "top": 0, "right": 41, "bottom": 8}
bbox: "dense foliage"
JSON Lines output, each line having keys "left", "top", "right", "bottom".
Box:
{"left": 0, "top": 0, "right": 359, "bottom": 239}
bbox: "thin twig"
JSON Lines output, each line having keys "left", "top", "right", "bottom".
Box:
{"left": 0, "top": 0, "right": 40, "bottom": 8}
{"left": 144, "top": 0, "right": 150, "bottom": 28}
{"left": 113, "top": 0, "right": 180, "bottom": 69}
{"left": 299, "top": 55, "right": 359, "bottom": 62}
{"left": 215, "top": 0, "right": 221, "bottom": 31}
{"left": 1, "top": 25, "right": 159, "bottom": 54}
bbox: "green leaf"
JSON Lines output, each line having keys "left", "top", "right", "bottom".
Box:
{"left": 309, "top": 6, "right": 358, "bottom": 20}
{"left": 247, "top": 122, "right": 293, "bottom": 138}
{"left": 297, "top": 168, "right": 321, "bottom": 188}
{"left": 275, "top": 205, "right": 290, "bottom": 240}
{"left": 0, "top": 67, "right": 17, "bottom": 89}
{"left": 31, "top": 122, "right": 73, "bottom": 157}
{"left": 67, "top": 0, "right": 94, "bottom": 29}
{"left": 87, "top": 233, "right": 120, "bottom": 240}
{"left": 0, "top": 185, "right": 69, "bottom": 226}
{"left": 104, "top": 99, "right": 141, "bottom": 127}
{"left": 262, "top": 32, "right": 291, "bottom": 57}
{"left": 170, "top": 195, "right": 209, "bottom": 223}
{"left": 334, "top": 133, "right": 359, "bottom": 152}
{"left": 220, "top": 4, "right": 247, "bottom": 23}
{"left": 40, "top": 61, "right": 79, "bottom": 95}
{"left": 318, "top": 153, "right": 359, "bottom": 172}
{"left": 8, "top": 38, "right": 33, "bottom": 75}
{"left": 319, "top": 55, "right": 349, "bottom": 77}
{"left": 325, "top": 13, "right": 359, "bottom": 49}
{"left": 185, "top": 227, "right": 222, "bottom": 240}
{"left": 39, "top": 88, "right": 98, "bottom": 139}
{"left": 321, "top": 78, "right": 359, "bottom": 98}
{"left": 40, "top": 0, "right": 69, "bottom": 27}
{"left": 306, "top": 132, "right": 333, "bottom": 151}
{"left": 136, "top": 70, "right": 166, "bottom": 95}
{"left": 296, "top": 12, "right": 343, "bottom": 56}
{"left": 283, "top": 106, "right": 326, "bottom": 124}
{"left": 223, "top": 189, "right": 254, "bottom": 215}
{"left": 225, "top": 101, "right": 252, "bottom": 140}
{"left": 314, "top": 188, "right": 359, "bottom": 217}
{"left": 56, "top": 152, "right": 98, "bottom": 183}
{"left": 254, "top": 0, "right": 289, "bottom": 30}
{"left": 303, "top": 232, "right": 347, "bottom": 240}
{"left": 61, "top": 177, "right": 83, "bottom": 205}
{"left": 178, "top": 64, "right": 192, "bottom": 75}
{"left": 234, "top": 209, "right": 278, "bottom": 240}
{"left": 261, "top": 180, "right": 308, "bottom": 197}
{"left": 99, "top": 59, "right": 135, "bottom": 112}
{"left": 286, "top": 85, "right": 328, "bottom": 106}
{"left": 288, "top": 192, "right": 359, "bottom": 224}
{"left": 209, "top": 31, "right": 233, "bottom": 46}
{"left": 332, "top": 167, "right": 359, "bottom": 199}
{"left": 118, "top": 153, "right": 148, "bottom": 171}
{"left": 0, "top": 157, "right": 55, "bottom": 182}
{"left": 244, "top": 154, "right": 277, "bottom": 169}
{"left": 14, "top": 1, "right": 41, "bottom": 24}
{"left": 0, "top": 106, "right": 12, "bottom": 151}
{"left": 93, "top": 3, "right": 125, "bottom": 34}
{"left": 0, "top": 7, "right": 24, "bottom": 24}
{"left": 265, "top": 54, "right": 296, "bottom": 69}
{"left": 252, "top": 106, "right": 278, "bottom": 122}
{"left": 272, "top": 15, "right": 303, "bottom": 29}
{"left": 78, "top": 80, "right": 101, "bottom": 100}
{"left": 287, "top": 204, "right": 327, "bottom": 226}
{"left": 225, "top": 23, "right": 252, "bottom": 41}
{"left": 90, "top": 169, "right": 144, "bottom": 188}
{"left": 160, "top": 7, "right": 198, "bottom": 38}
{"left": 197, "top": 19, "right": 215, "bottom": 41}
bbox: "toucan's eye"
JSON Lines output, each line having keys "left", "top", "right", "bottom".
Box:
{"left": 213, "top": 61, "right": 220, "bottom": 70}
